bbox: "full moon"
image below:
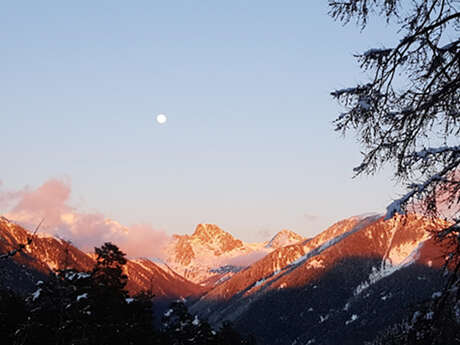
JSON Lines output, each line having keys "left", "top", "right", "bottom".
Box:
{"left": 156, "top": 114, "right": 167, "bottom": 124}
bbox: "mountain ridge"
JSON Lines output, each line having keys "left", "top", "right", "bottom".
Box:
{"left": 0, "top": 216, "right": 203, "bottom": 298}
{"left": 189, "top": 214, "right": 451, "bottom": 345}
{"left": 1, "top": 213, "right": 454, "bottom": 345}
{"left": 164, "top": 223, "right": 306, "bottom": 285}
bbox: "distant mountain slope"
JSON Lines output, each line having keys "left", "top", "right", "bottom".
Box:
{"left": 125, "top": 258, "right": 202, "bottom": 297}
{"left": 265, "top": 229, "right": 305, "bottom": 249}
{"left": 190, "top": 214, "right": 450, "bottom": 345}
{"left": 190, "top": 215, "right": 374, "bottom": 303}
{"left": 164, "top": 223, "right": 305, "bottom": 285}
{"left": 0, "top": 216, "right": 202, "bottom": 298}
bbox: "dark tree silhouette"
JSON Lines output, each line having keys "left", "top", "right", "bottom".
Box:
{"left": 161, "top": 300, "right": 217, "bottom": 345}
{"left": 328, "top": 0, "right": 459, "bottom": 343}
{"left": 329, "top": 0, "right": 459, "bottom": 224}
{"left": 0, "top": 239, "right": 255, "bottom": 345}
{"left": 161, "top": 300, "right": 256, "bottom": 345}
{"left": 0, "top": 288, "right": 27, "bottom": 344}
{"left": 11, "top": 243, "right": 158, "bottom": 345}
{"left": 93, "top": 242, "right": 128, "bottom": 292}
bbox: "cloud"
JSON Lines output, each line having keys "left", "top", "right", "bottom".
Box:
{"left": 223, "top": 250, "right": 268, "bottom": 267}
{"left": 304, "top": 213, "right": 319, "bottom": 222}
{"left": 0, "top": 182, "right": 27, "bottom": 210}
{"left": 9, "top": 178, "right": 72, "bottom": 228}
{"left": 2, "top": 178, "right": 170, "bottom": 259}
{"left": 256, "top": 227, "right": 273, "bottom": 241}
{"left": 118, "top": 223, "right": 169, "bottom": 259}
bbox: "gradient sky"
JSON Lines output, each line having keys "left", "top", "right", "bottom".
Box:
{"left": 1, "top": 1, "right": 404, "bottom": 242}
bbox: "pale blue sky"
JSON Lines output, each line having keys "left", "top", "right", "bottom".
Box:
{"left": 1, "top": 1, "right": 403, "bottom": 241}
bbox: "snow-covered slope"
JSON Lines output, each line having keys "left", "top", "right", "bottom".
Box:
{"left": 164, "top": 224, "right": 267, "bottom": 284}
{"left": 164, "top": 224, "right": 304, "bottom": 285}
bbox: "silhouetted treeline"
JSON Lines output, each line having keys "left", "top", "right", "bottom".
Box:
{"left": 0, "top": 242, "right": 256, "bottom": 345}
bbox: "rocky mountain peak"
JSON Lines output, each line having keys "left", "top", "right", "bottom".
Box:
{"left": 191, "top": 224, "right": 243, "bottom": 254}
{"left": 192, "top": 224, "right": 226, "bottom": 241}
{"left": 266, "top": 229, "right": 304, "bottom": 249}
{"left": 173, "top": 235, "right": 195, "bottom": 266}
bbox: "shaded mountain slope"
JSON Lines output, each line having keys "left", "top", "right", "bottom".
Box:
{"left": 190, "top": 214, "right": 450, "bottom": 345}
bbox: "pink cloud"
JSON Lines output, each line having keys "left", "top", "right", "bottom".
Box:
{"left": 9, "top": 178, "right": 72, "bottom": 228}
{"left": 118, "top": 224, "right": 170, "bottom": 259}
{"left": 304, "top": 213, "right": 319, "bottom": 222}
{"left": 0, "top": 183, "right": 27, "bottom": 210}
{"left": 224, "top": 250, "right": 268, "bottom": 267}
{"left": 2, "top": 178, "right": 170, "bottom": 259}
{"left": 256, "top": 227, "right": 273, "bottom": 241}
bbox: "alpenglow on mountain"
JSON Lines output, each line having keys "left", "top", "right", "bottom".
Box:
{"left": 163, "top": 224, "right": 305, "bottom": 284}
{"left": 0, "top": 213, "right": 455, "bottom": 345}
{"left": 0, "top": 216, "right": 203, "bottom": 298}
{"left": 189, "top": 214, "right": 452, "bottom": 345}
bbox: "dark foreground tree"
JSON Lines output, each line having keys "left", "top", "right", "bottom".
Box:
{"left": 0, "top": 288, "right": 27, "bottom": 344}
{"left": 1, "top": 241, "right": 254, "bottom": 345}
{"left": 160, "top": 301, "right": 256, "bottom": 345}
{"left": 329, "top": 0, "right": 459, "bottom": 343}
{"left": 329, "top": 0, "right": 459, "bottom": 223}
{"left": 12, "top": 242, "right": 158, "bottom": 345}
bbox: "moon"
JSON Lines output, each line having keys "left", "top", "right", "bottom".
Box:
{"left": 156, "top": 114, "right": 167, "bottom": 124}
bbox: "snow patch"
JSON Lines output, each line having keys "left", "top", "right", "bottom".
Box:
{"left": 381, "top": 293, "right": 392, "bottom": 301}
{"left": 319, "top": 314, "right": 329, "bottom": 323}
{"left": 76, "top": 293, "right": 88, "bottom": 301}
{"left": 354, "top": 238, "right": 426, "bottom": 296}
{"left": 432, "top": 291, "right": 442, "bottom": 299}
{"left": 306, "top": 258, "right": 324, "bottom": 269}
{"left": 192, "top": 315, "right": 200, "bottom": 326}
{"left": 31, "top": 288, "right": 41, "bottom": 301}
{"left": 345, "top": 314, "right": 358, "bottom": 325}
{"left": 254, "top": 278, "right": 266, "bottom": 287}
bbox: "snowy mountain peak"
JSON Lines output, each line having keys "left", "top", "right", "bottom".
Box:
{"left": 191, "top": 224, "right": 243, "bottom": 254}
{"left": 166, "top": 224, "right": 269, "bottom": 284}
{"left": 266, "top": 229, "right": 305, "bottom": 249}
{"left": 192, "top": 224, "right": 226, "bottom": 241}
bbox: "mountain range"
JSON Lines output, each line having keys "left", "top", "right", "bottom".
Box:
{"left": 0, "top": 216, "right": 202, "bottom": 298}
{"left": 0, "top": 213, "right": 451, "bottom": 345}
{"left": 164, "top": 224, "right": 305, "bottom": 285}
{"left": 189, "top": 214, "right": 449, "bottom": 345}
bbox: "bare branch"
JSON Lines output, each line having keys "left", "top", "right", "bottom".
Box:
{"left": 0, "top": 219, "right": 45, "bottom": 260}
